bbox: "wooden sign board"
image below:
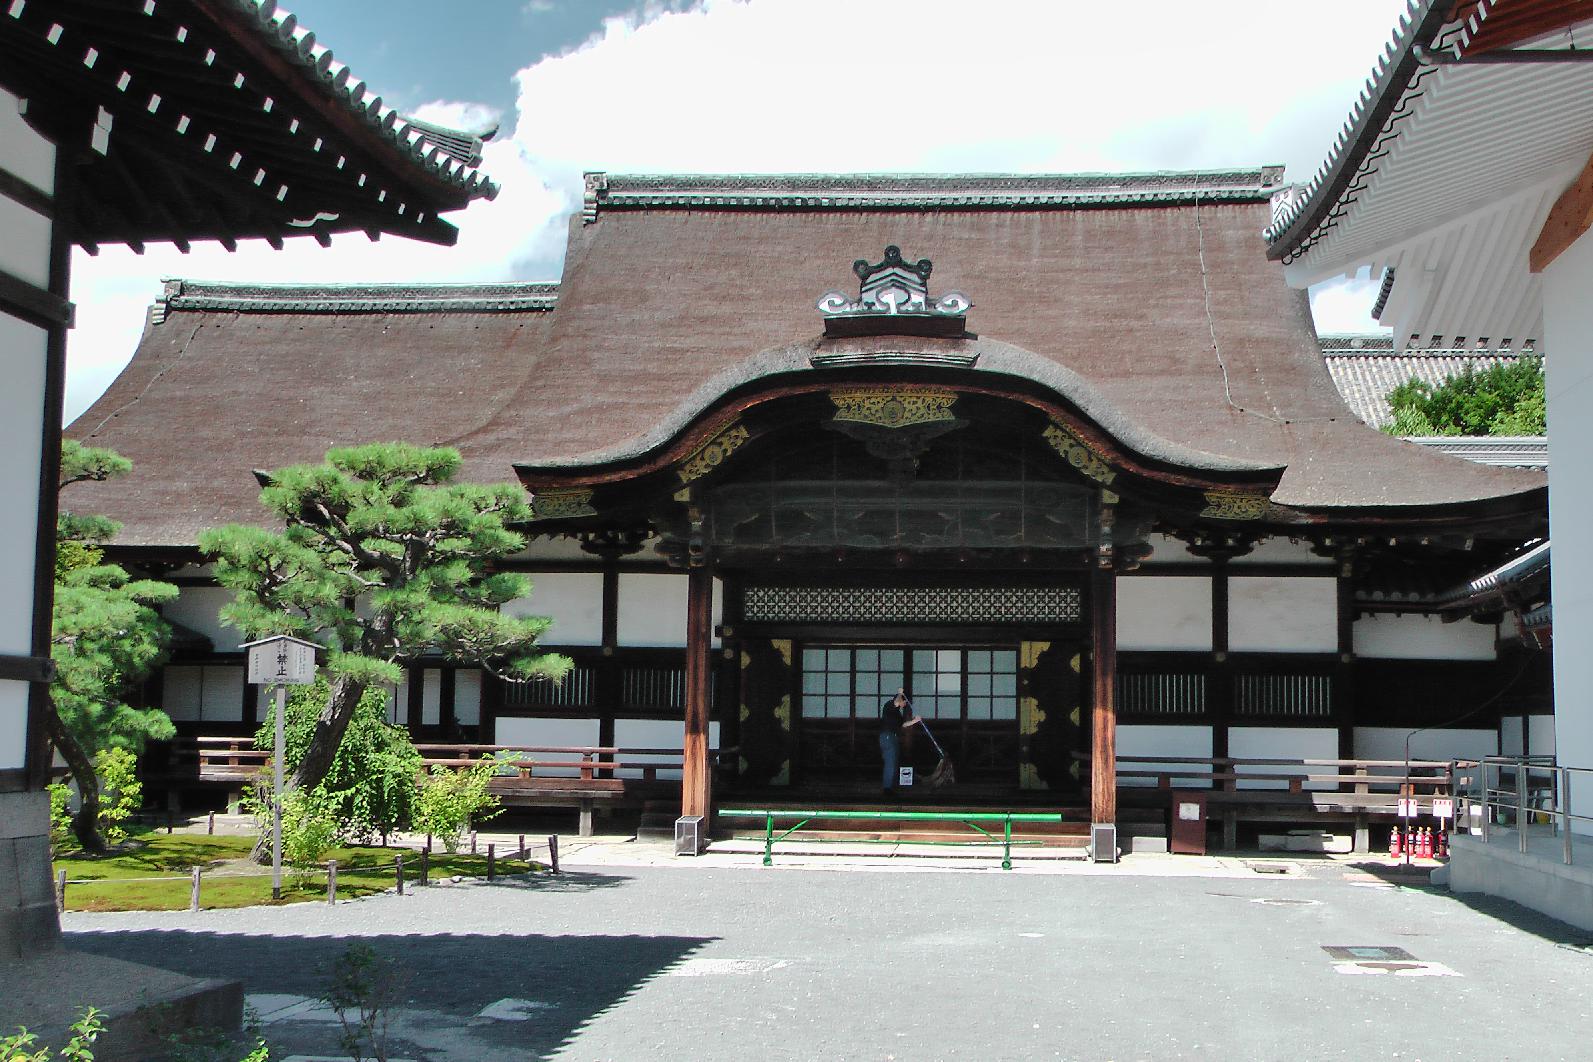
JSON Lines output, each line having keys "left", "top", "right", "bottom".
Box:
{"left": 243, "top": 635, "right": 319, "bottom": 686}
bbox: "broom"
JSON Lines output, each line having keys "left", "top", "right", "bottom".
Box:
{"left": 916, "top": 719, "right": 956, "bottom": 789}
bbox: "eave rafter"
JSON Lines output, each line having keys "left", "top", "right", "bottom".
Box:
{"left": 1, "top": 0, "right": 473, "bottom": 249}
{"left": 1530, "top": 146, "right": 1593, "bottom": 273}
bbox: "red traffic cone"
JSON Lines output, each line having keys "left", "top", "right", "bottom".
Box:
{"left": 1389, "top": 826, "right": 1403, "bottom": 860}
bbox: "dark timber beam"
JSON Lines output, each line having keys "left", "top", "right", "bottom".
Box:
{"left": 1090, "top": 561, "right": 1118, "bottom": 830}
{"left": 1531, "top": 147, "right": 1593, "bottom": 273}
{"left": 680, "top": 565, "right": 714, "bottom": 837}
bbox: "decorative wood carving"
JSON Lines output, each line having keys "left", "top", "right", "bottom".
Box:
{"left": 529, "top": 488, "right": 595, "bottom": 521}
{"left": 1200, "top": 490, "right": 1269, "bottom": 521}
{"left": 677, "top": 421, "right": 750, "bottom": 483}
{"left": 1042, "top": 421, "right": 1117, "bottom": 485}
{"left": 829, "top": 386, "right": 958, "bottom": 429}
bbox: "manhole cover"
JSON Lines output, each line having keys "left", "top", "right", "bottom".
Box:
{"left": 1323, "top": 946, "right": 1415, "bottom": 962}
{"left": 666, "top": 958, "right": 791, "bottom": 977}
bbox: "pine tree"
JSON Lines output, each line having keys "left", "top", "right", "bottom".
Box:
{"left": 52, "top": 440, "right": 177, "bottom": 853}
{"left": 199, "top": 443, "right": 569, "bottom": 801}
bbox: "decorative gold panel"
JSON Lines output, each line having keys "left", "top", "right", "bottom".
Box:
{"left": 1042, "top": 421, "right": 1117, "bottom": 485}
{"left": 529, "top": 488, "right": 595, "bottom": 521}
{"left": 1200, "top": 490, "right": 1269, "bottom": 521}
{"left": 829, "top": 386, "right": 958, "bottom": 428}
{"left": 678, "top": 421, "right": 751, "bottom": 483}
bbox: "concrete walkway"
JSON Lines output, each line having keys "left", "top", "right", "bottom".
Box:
{"left": 56, "top": 840, "right": 1591, "bottom": 1061}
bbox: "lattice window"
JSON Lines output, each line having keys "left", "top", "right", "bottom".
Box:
{"left": 505, "top": 664, "right": 594, "bottom": 709}
{"left": 1117, "top": 672, "right": 1207, "bottom": 717}
{"left": 1233, "top": 673, "right": 1333, "bottom": 719}
{"left": 744, "top": 585, "right": 1081, "bottom": 625}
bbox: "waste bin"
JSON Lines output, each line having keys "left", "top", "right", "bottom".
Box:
{"left": 1170, "top": 790, "right": 1208, "bottom": 855}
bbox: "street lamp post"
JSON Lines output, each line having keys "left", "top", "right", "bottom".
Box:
{"left": 242, "top": 636, "right": 319, "bottom": 900}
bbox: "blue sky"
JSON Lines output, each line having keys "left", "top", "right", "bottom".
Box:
{"left": 64, "top": 0, "right": 1406, "bottom": 422}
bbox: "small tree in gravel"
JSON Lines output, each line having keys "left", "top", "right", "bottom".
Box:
{"left": 412, "top": 759, "right": 500, "bottom": 854}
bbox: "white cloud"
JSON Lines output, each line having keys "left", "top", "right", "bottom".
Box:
{"left": 66, "top": 0, "right": 1406, "bottom": 421}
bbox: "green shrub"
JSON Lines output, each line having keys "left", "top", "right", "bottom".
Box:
{"left": 281, "top": 790, "right": 339, "bottom": 877}
{"left": 257, "top": 678, "right": 421, "bottom": 844}
{"left": 412, "top": 759, "right": 500, "bottom": 854}
{"left": 47, "top": 783, "right": 71, "bottom": 850}
{"left": 93, "top": 748, "right": 141, "bottom": 846}
{"left": 0, "top": 1007, "right": 102, "bottom": 1061}
{"left": 1384, "top": 356, "right": 1545, "bottom": 437}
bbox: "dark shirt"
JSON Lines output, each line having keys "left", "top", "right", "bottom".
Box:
{"left": 880, "top": 698, "right": 913, "bottom": 734}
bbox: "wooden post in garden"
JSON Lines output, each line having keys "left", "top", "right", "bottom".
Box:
{"left": 55, "top": 869, "right": 66, "bottom": 911}
{"left": 470, "top": 831, "right": 477, "bottom": 855}
{"left": 190, "top": 867, "right": 202, "bottom": 912}
{"left": 519, "top": 833, "right": 526, "bottom": 860}
{"left": 207, "top": 812, "right": 215, "bottom": 836}
{"left": 327, "top": 860, "right": 337, "bottom": 904}
{"left": 395, "top": 854, "right": 404, "bottom": 896}
{"left": 549, "top": 834, "right": 559, "bottom": 874}
{"left": 419, "top": 846, "right": 429, "bottom": 886}
{"left": 487, "top": 843, "right": 496, "bottom": 881}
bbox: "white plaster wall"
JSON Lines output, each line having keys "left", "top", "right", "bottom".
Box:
{"left": 162, "top": 665, "right": 244, "bottom": 723}
{"left": 1228, "top": 726, "right": 1339, "bottom": 790}
{"left": 1500, "top": 716, "right": 1525, "bottom": 757}
{"left": 504, "top": 573, "right": 603, "bottom": 646}
{"left": 1116, "top": 724, "right": 1213, "bottom": 788}
{"left": 1545, "top": 231, "right": 1593, "bottom": 789}
{"left": 1352, "top": 613, "right": 1498, "bottom": 660}
{"left": 420, "top": 669, "right": 441, "bottom": 726}
{"left": 0, "top": 198, "right": 51, "bottom": 289}
{"left": 0, "top": 88, "right": 56, "bottom": 192}
{"left": 1228, "top": 577, "right": 1338, "bottom": 653}
{"left": 0, "top": 317, "right": 46, "bottom": 659}
{"left": 493, "top": 716, "right": 600, "bottom": 777}
{"left": 455, "top": 670, "right": 482, "bottom": 726}
{"left": 162, "top": 586, "right": 244, "bottom": 652}
{"left": 1353, "top": 727, "right": 1496, "bottom": 770}
{"left": 1529, "top": 715, "right": 1556, "bottom": 760}
{"left": 1229, "top": 537, "right": 1332, "bottom": 566}
{"left": 1117, "top": 576, "right": 1212, "bottom": 651}
{"left": 616, "top": 573, "right": 724, "bottom": 648}
{"left": 612, "top": 718, "right": 722, "bottom": 780}
{"left": 1146, "top": 534, "right": 1204, "bottom": 565}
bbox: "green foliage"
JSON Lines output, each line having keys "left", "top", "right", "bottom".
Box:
{"left": 0, "top": 1007, "right": 102, "bottom": 1062}
{"left": 1383, "top": 356, "right": 1546, "bottom": 437}
{"left": 93, "top": 748, "right": 141, "bottom": 845}
{"left": 199, "top": 443, "right": 570, "bottom": 686}
{"left": 278, "top": 790, "right": 339, "bottom": 876}
{"left": 256, "top": 678, "right": 421, "bottom": 843}
{"left": 323, "top": 943, "right": 407, "bottom": 1062}
{"left": 48, "top": 783, "right": 71, "bottom": 848}
{"left": 413, "top": 759, "right": 501, "bottom": 854}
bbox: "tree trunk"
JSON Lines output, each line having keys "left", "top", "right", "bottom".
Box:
{"left": 250, "top": 676, "right": 366, "bottom": 863}
{"left": 42, "top": 703, "right": 107, "bottom": 854}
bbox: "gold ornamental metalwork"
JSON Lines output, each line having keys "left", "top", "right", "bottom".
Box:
{"left": 1041, "top": 421, "right": 1117, "bottom": 485}
{"left": 1200, "top": 490, "right": 1269, "bottom": 521}
{"left": 529, "top": 488, "right": 596, "bottom": 521}
{"left": 677, "top": 421, "right": 751, "bottom": 483}
{"left": 829, "top": 387, "right": 958, "bottom": 429}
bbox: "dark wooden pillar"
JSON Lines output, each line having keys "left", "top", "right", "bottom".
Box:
{"left": 598, "top": 560, "right": 620, "bottom": 749}
{"left": 681, "top": 565, "right": 714, "bottom": 821}
{"left": 1210, "top": 560, "right": 1231, "bottom": 762}
{"left": 1090, "top": 563, "right": 1118, "bottom": 826}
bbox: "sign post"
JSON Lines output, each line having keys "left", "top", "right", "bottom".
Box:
{"left": 243, "top": 636, "right": 319, "bottom": 900}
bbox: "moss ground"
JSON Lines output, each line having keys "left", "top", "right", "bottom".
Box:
{"left": 53, "top": 830, "right": 536, "bottom": 912}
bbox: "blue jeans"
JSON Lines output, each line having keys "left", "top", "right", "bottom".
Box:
{"left": 880, "top": 731, "right": 899, "bottom": 790}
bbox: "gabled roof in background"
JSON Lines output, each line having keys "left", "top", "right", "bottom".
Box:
{"left": 1264, "top": 0, "right": 1593, "bottom": 349}
{"left": 1, "top": 0, "right": 498, "bottom": 249}
{"left": 65, "top": 169, "right": 1548, "bottom": 546}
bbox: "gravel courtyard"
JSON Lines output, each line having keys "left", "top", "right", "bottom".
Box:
{"left": 61, "top": 848, "right": 1593, "bottom": 1061}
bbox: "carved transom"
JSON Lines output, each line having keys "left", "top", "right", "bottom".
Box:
{"left": 1200, "top": 490, "right": 1270, "bottom": 521}
{"left": 743, "top": 584, "right": 1082, "bottom": 625}
{"left": 817, "top": 245, "right": 970, "bottom": 319}
{"left": 829, "top": 387, "right": 958, "bottom": 429}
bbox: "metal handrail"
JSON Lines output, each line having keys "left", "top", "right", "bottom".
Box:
{"left": 1453, "top": 756, "right": 1593, "bottom": 865}
{"left": 719, "top": 808, "right": 1065, "bottom": 870}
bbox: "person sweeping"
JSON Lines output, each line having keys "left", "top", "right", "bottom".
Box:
{"left": 879, "top": 688, "right": 922, "bottom": 795}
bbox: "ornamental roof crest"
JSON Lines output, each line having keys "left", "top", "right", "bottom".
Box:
{"left": 817, "top": 246, "right": 971, "bottom": 337}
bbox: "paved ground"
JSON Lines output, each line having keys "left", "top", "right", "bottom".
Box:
{"left": 60, "top": 842, "right": 1593, "bottom": 1061}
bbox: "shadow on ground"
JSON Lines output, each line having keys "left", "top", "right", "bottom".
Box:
{"left": 66, "top": 922, "right": 715, "bottom": 1059}
{"left": 1342, "top": 859, "right": 1593, "bottom": 951}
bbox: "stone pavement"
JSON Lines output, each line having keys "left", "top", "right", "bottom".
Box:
{"left": 57, "top": 840, "right": 1593, "bottom": 1061}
